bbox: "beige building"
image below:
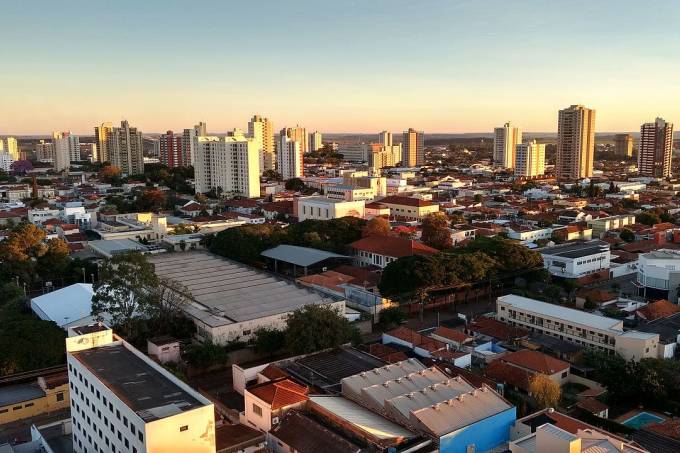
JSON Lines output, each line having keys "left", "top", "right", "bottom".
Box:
{"left": 613, "top": 133, "right": 633, "bottom": 157}
{"left": 309, "top": 130, "right": 322, "bottom": 151}
{"left": 377, "top": 195, "right": 439, "bottom": 220}
{"left": 0, "top": 137, "right": 19, "bottom": 160}
{"left": 378, "top": 130, "right": 393, "bottom": 146}
{"left": 282, "top": 125, "right": 308, "bottom": 153}
{"left": 402, "top": 128, "right": 424, "bottom": 166}
{"left": 107, "top": 120, "right": 144, "bottom": 174}
{"left": 35, "top": 139, "right": 54, "bottom": 163}
{"left": 194, "top": 133, "right": 260, "bottom": 198}
{"left": 0, "top": 368, "right": 70, "bottom": 425}
{"left": 297, "top": 196, "right": 365, "bottom": 221}
{"left": 94, "top": 122, "right": 113, "bottom": 162}
{"left": 638, "top": 117, "right": 673, "bottom": 178}
{"left": 587, "top": 214, "right": 636, "bottom": 238}
{"left": 514, "top": 140, "right": 545, "bottom": 177}
{"left": 248, "top": 115, "right": 275, "bottom": 172}
{"left": 556, "top": 105, "right": 596, "bottom": 180}
{"left": 494, "top": 122, "right": 522, "bottom": 169}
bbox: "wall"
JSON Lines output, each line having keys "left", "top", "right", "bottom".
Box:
{"left": 145, "top": 404, "right": 216, "bottom": 453}
{"left": 439, "top": 406, "right": 516, "bottom": 453}
{"left": 0, "top": 383, "right": 69, "bottom": 425}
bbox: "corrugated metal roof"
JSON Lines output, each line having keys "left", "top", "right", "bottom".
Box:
{"left": 260, "top": 244, "right": 348, "bottom": 267}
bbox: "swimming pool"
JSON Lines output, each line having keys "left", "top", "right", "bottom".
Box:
{"left": 622, "top": 412, "right": 665, "bottom": 429}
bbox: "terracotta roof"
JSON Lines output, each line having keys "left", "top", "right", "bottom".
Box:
{"left": 364, "top": 343, "right": 409, "bottom": 363}
{"left": 646, "top": 418, "right": 680, "bottom": 441}
{"left": 431, "top": 326, "right": 472, "bottom": 344}
{"left": 637, "top": 299, "right": 680, "bottom": 321}
{"left": 384, "top": 326, "right": 446, "bottom": 353}
{"left": 501, "top": 349, "right": 569, "bottom": 375}
{"left": 484, "top": 360, "right": 532, "bottom": 391}
{"left": 247, "top": 378, "right": 308, "bottom": 410}
{"left": 365, "top": 202, "right": 388, "bottom": 209}
{"left": 331, "top": 265, "right": 380, "bottom": 288}
{"left": 349, "top": 236, "right": 438, "bottom": 257}
{"left": 260, "top": 365, "right": 289, "bottom": 381}
{"left": 377, "top": 195, "right": 436, "bottom": 207}
{"left": 575, "top": 397, "right": 609, "bottom": 415}
{"left": 576, "top": 288, "right": 618, "bottom": 304}
{"left": 467, "top": 316, "right": 529, "bottom": 341}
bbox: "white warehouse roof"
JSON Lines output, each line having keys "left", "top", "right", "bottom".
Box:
{"left": 31, "top": 283, "right": 97, "bottom": 329}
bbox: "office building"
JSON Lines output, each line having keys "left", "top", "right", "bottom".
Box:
{"left": 159, "top": 131, "right": 189, "bottom": 168}
{"left": 556, "top": 105, "right": 596, "bottom": 180}
{"left": 52, "top": 131, "right": 80, "bottom": 171}
{"left": 614, "top": 133, "right": 633, "bottom": 157}
{"left": 378, "top": 130, "right": 393, "bottom": 147}
{"left": 494, "top": 122, "right": 522, "bottom": 169}
{"left": 309, "top": 130, "right": 322, "bottom": 152}
{"left": 339, "top": 143, "right": 371, "bottom": 162}
{"left": 638, "top": 117, "right": 674, "bottom": 178}
{"left": 66, "top": 325, "right": 216, "bottom": 453}
{"left": 35, "top": 139, "right": 54, "bottom": 162}
{"left": 514, "top": 140, "right": 545, "bottom": 177}
{"left": 402, "top": 128, "right": 424, "bottom": 166}
{"left": 194, "top": 133, "right": 260, "bottom": 198}
{"left": 94, "top": 122, "right": 113, "bottom": 163}
{"left": 496, "top": 294, "right": 659, "bottom": 361}
{"left": 248, "top": 115, "right": 275, "bottom": 172}
{"left": 107, "top": 120, "right": 145, "bottom": 175}
{"left": 277, "top": 131, "right": 303, "bottom": 179}
{"left": 282, "top": 125, "right": 309, "bottom": 153}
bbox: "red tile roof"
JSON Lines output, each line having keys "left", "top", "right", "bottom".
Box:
{"left": 349, "top": 236, "right": 438, "bottom": 257}
{"left": 484, "top": 360, "right": 532, "bottom": 391}
{"left": 431, "top": 326, "right": 472, "bottom": 344}
{"left": 575, "top": 397, "right": 609, "bottom": 415}
{"left": 501, "top": 349, "right": 569, "bottom": 375}
{"left": 385, "top": 326, "right": 446, "bottom": 353}
{"left": 467, "top": 316, "right": 529, "bottom": 341}
{"left": 637, "top": 299, "right": 680, "bottom": 321}
{"left": 247, "top": 378, "right": 308, "bottom": 410}
{"left": 647, "top": 418, "right": 680, "bottom": 441}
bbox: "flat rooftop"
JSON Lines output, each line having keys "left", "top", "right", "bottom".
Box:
{"left": 498, "top": 294, "right": 623, "bottom": 332}
{"left": 0, "top": 383, "right": 44, "bottom": 407}
{"left": 541, "top": 240, "right": 609, "bottom": 259}
{"left": 72, "top": 343, "right": 204, "bottom": 422}
{"left": 149, "top": 252, "right": 343, "bottom": 328}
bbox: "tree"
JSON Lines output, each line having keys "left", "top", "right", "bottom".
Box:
{"left": 619, "top": 228, "right": 635, "bottom": 242}
{"left": 421, "top": 212, "right": 453, "bottom": 250}
{"left": 148, "top": 277, "right": 192, "bottom": 328}
{"left": 99, "top": 165, "right": 122, "bottom": 183}
{"left": 92, "top": 252, "right": 160, "bottom": 337}
{"left": 0, "top": 224, "right": 70, "bottom": 284}
{"left": 136, "top": 188, "right": 166, "bottom": 212}
{"left": 529, "top": 374, "right": 561, "bottom": 409}
{"left": 253, "top": 327, "right": 286, "bottom": 357}
{"left": 285, "top": 178, "right": 306, "bottom": 192}
{"left": 183, "top": 342, "right": 227, "bottom": 369}
{"left": 285, "top": 305, "right": 359, "bottom": 354}
{"left": 636, "top": 211, "right": 661, "bottom": 226}
{"left": 362, "top": 217, "right": 391, "bottom": 237}
{"left": 379, "top": 254, "right": 445, "bottom": 298}
{"left": 378, "top": 306, "right": 405, "bottom": 329}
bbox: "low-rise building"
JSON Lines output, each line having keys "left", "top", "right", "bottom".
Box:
{"left": 588, "top": 214, "right": 636, "bottom": 238}
{"left": 540, "top": 240, "right": 610, "bottom": 279}
{"left": 376, "top": 195, "right": 439, "bottom": 220}
{"left": 349, "top": 236, "right": 437, "bottom": 268}
{"left": 243, "top": 378, "right": 308, "bottom": 432}
{"left": 636, "top": 249, "right": 680, "bottom": 302}
{"left": 0, "top": 367, "right": 70, "bottom": 425}
{"left": 297, "top": 197, "right": 365, "bottom": 221}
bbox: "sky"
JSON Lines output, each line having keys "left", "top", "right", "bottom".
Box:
{"left": 1, "top": 0, "right": 679, "bottom": 135}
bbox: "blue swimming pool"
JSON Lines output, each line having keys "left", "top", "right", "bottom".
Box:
{"left": 622, "top": 412, "right": 665, "bottom": 429}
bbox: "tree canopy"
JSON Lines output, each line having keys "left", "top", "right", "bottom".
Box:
{"left": 284, "top": 305, "right": 359, "bottom": 354}
{"left": 529, "top": 374, "right": 561, "bottom": 409}
{"left": 421, "top": 212, "right": 453, "bottom": 250}
{"left": 362, "top": 217, "right": 391, "bottom": 237}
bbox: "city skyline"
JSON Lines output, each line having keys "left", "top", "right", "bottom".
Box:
{"left": 2, "top": 0, "right": 680, "bottom": 134}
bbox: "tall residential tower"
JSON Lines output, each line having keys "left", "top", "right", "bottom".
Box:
{"left": 556, "top": 104, "right": 596, "bottom": 180}
{"left": 248, "top": 115, "right": 275, "bottom": 173}
{"left": 638, "top": 117, "right": 674, "bottom": 178}
{"left": 515, "top": 140, "right": 545, "bottom": 177}
{"left": 107, "top": 120, "right": 145, "bottom": 175}
{"left": 402, "top": 128, "right": 424, "bottom": 167}
{"left": 493, "top": 122, "right": 522, "bottom": 169}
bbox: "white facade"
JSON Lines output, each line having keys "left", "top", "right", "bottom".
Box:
{"left": 53, "top": 132, "right": 80, "bottom": 171}
{"left": 507, "top": 226, "right": 552, "bottom": 242}
{"left": 277, "top": 134, "right": 302, "bottom": 180}
{"left": 514, "top": 140, "right": 545, "bottom": 177}
{"left": 108, "top": 120, "right": 145, "bottom": 175}
{"left": 66, "top": 327, "right": 216, "bottom": 453}
{"left": 637, "top": 249, "right": 680, "bottom": 302}
{"left": 0, "top": 152, "right": 13, "bottom": 171}
{"left": 194, "top": 134, "right": 260, "bottom": 198}
{"left": 309, "top": 131, "right": 322, "bottom": 151}
{"left": 541, "top": 241, "right": 610, "bottom": 279}
{"left": 248, "top": 115, "right": 275, "bottom": 172}
{"left": 494, "top": 122, "right": 522, "bottom": 169}
{"left": 378, "top": 130, "right": 393, "bottom": 147}
{"left": 297, "top": 197, "right": 365, "bottom": 221}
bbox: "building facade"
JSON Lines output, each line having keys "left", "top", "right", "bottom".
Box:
{"left": 402, "top": 128, "right": 424, "bottom": 166}
{"left": 159, "top": 130, "right": 190, "bottom": 168}
{"left": 0, "top": 137, "right": 19, "bottom": 160}
{"left": 53, "top": 131, "right": 80, "bottom": 171}
{"left": 540, "top": 240, "right": 610, "bottom": 279}
{"left": 556, "top": 105, "right": 596, "bottom": 180}
{"left": 309, "top": 131, "right": 322, "bottom": 152}
{"left": 107, "top": 120, "right": 145, "bottom": 175}
{"left": 94, "top": 122, "right": 113, "bottom": 163}
{"left": 297, "top": 197, "right": 365, "bottom": 221}
{"left": 378, "top": 130, "right": 393, "bottom": 147}
{"left": 248, "top": 115, "right": 275, "bottom": 173}
{"left": 638, "top": 117, "right": 673, "bottom": 178}
{"left": 277, "top": 132, "right": 303, "bottom": 180}
{"left": 494, "top": 122, "right": 522, "bottom": 169}
{"left": 614, "top": 133, "right": 633, "bottom": 157}
{"left": 194, "top": 134, "right": 260, "bottom": 198}
{"left": 282, "top": 126, "right": 308, "bottom": 153}
{"left": 514, "top": 140, "right": 545, "bottom": 177}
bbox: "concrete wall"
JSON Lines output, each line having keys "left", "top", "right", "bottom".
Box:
{"left": 145, "top": 404, "right": 216, "bottom": 453}
{"left": 439, "top": 406, "right": 516, "bottom": 453}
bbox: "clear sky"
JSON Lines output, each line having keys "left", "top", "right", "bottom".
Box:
{"left": 1, "top": 0, "right": 679, "bottom": 135}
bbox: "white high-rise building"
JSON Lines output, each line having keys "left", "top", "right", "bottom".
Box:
{"left": 194, "top": 132, "right": 260, "bottom": 198}
{"left": 52, "top": 131, "right": 80, "bottom": 171}
{"left": 493, "top": 122, "right": 522, "bottom": 169}
{"left": 515, "top": 140, "right": 545, "bottom": 177}
{"left": 194, "top": 121, "right": 207, "bottom": 137}
{"left": 282, "top": 126, "right": 308, "bottom": 154}
{"left": 378, "top": 131, "right": 393, "bottom": 147}
{"left": 66, "top": 325, "right": 216, "bottom": 453}
{"left": 36, "top": 140, "right": 54, "bottom": 163}
{"left": 248, "top": 115, "right": 275, "bottom": 173}
{"left": 310, "top": 131, "right": 323, "bottom": 152}
{"left": 0, "top": 137, "right": 19, "bottom": 160}
{"left": 107, "top": 120, "right": 145, "bottom": 175}
{"left": 277, "top": 132, "right": 303, "bottom": 180}
{"left": 0, "top": 153, "right": 13, "bottom": 171}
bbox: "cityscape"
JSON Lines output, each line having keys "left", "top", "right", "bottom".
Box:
{"left": 2, "top": 2, "right": 680, "bottom": 453}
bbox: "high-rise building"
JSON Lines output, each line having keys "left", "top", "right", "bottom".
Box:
{"left": 401, "top": 128, "right": 424, "bottom": 167}
{"left": 515, "top": 140, "right": 545, "bottom": 177}
{"left": 35, "top": 140, "right": 54, "bottom": 163}
{"left": 52, "top": 131, "right": 80, "bottom": 171}
{"left": 638, "top": 117, "right": 674, "bottom": 178}
{"left": 283, "top": 126, "right": 308, "bottom": 154}
{"left": 378, "top": 131, "right": 393, "bottom": 147}
{"left": 248, "top": 115, "right": 275, "bottom": 173}
{"left": 94, "top": 122, "right": 113, "bottom": 163}
{"left": 194, "top": 132, "right": 260, "bottom": 197}
{"left": 613, "top": 133, "right": 633, "bottom": 157}
{"left": 107, "top": 120, "right": 145, "bottom": 175}
{"left": 0, "top": 153, "right": 13, "bottom": 172}
{"left": 0, "top": 137, "right": 19, "bottom": 160}
{"left": 79, "top": 143, "right": 97, "bottom": 162}
{"left": 66, "top": 325, "right": 216, "bottom": 453}
{"left": 277, "top": 131, "right": 303, "bottom": 180}
{"left": 159, "top": 131, "right": 189, "bottom": 168}
{"left": 493, "top": 122, "right": 522, "bottom": 169}
{"left": 309, "top": 131, "right": 323, "bottom": 152}
{"left": 194, "top": 121, "right": 207, "bottom": 137}
{"left": 556, "top": 104, "right": 596, "bottom": 180}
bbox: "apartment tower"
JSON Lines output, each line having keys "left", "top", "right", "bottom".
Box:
{"left": 282, "top": 126, "right": 309, "bottom": 154}
{"left": 94, "top": 122, "right": 113, "bottom": 163}
{"left": 613, "top": 134, "right": 633, "bottom": 157}
{"left": 556, "top": 104, "right": 596, "bottom": 180}
{"left": 402, "top": 128, "right": 424, "bottom": 167}
{"left": 248, "top": 115, "right": 275, "bottom": 173}
{"left": 515, "top": 140, "right": 546, "bottom": 177}
{"left": 52, "top": 131, "right": 80, "bottom": 171}
{"left": 638, "top": 117, "right": 674, "bottom": 178}
{"left": 277, "top": 131, "right": 303, "bottom": 180}
{"left": 309, "top": 131, "right": 323, "bottom": 152}
{"left": 378, "top": 130, "right": 393, "bottom": 147}
{"left": 493, "top": 122, "right": 522, "bottom": 169}
{"left": 107, "top": 120, "right": 144, "bottom": 175}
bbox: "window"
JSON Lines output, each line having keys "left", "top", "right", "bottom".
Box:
{"left": 56, "top": 392, "right": 64, "bottom": 402}
{"left": 561, "top": 371, "right": 568, "bottom": 378}
{"left": 25, "top": 403, "right": 34, "bottom": 408}
{"left": 180, "top": 425, "right": 189, "bottom": 432}
{"left": 138, "top": 432, "right": 143, "bottom": 442}
{"left": 125, "top": 438, "right": 129, "bottom": 448}
{"left": 252, "top": 404, "right": 262, "bottom": 417}
{"left": 13, "top": 405, "right": 22, "bottom": 411}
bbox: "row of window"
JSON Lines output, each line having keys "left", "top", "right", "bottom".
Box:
{"left": 0, "top": 402, "right": 35, "bottom": 414}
